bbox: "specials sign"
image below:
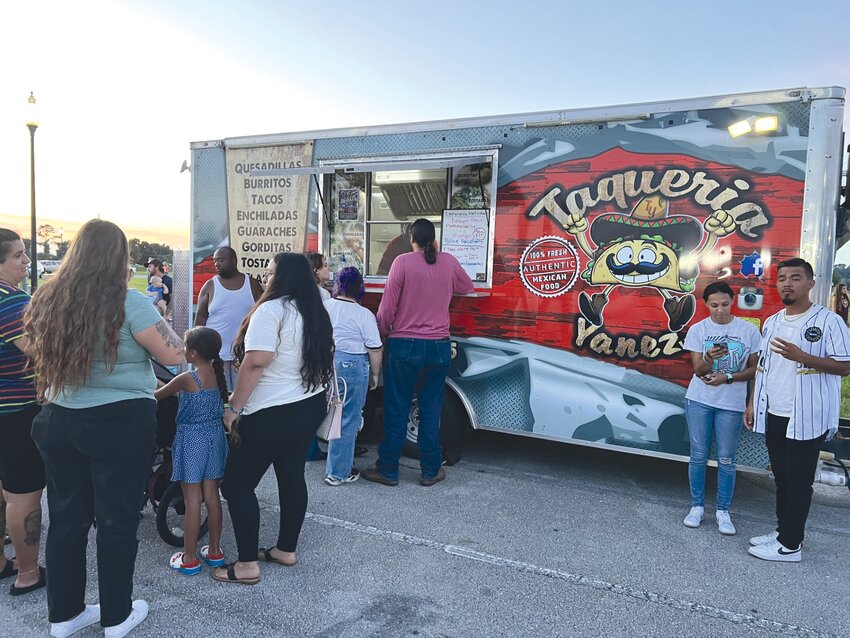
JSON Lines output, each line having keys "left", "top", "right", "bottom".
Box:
{"left": 225, "top": 142, "right": 314, "bottom": 277}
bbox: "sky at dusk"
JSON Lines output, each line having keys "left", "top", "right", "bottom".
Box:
{"left": 0, "top": 0, "right": 848, "bottom": 252}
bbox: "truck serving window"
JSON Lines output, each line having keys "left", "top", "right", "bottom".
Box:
{"left": 325, "top": 159, "right": 494, "bottom": 281}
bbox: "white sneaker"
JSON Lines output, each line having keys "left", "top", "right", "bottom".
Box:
{"left": 715, "top": 510, "right": 736, "bottom": 535}
{"left": 104, "top": 600, "right": 149, "bottom": 638}
{"left": 51, "top": 605, "right": 101, "bottom": 638}
{"left": 749, "top": 530, "right": 779, "bottom": 546}
{"left": 747, "top": 538, "right": 801, "bottom": 562}
{"left": 683, "top": 506, "right": 704, "bottom": 528}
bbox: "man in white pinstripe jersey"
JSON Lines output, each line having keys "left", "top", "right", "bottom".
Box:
{"left": 744, "top": 258, "right": 850, "bottom": 562}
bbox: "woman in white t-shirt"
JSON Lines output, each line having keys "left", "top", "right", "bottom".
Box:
{"left": 681, "top": 281, "right": 761, "bottom": 535}
{"left": 323, "top": 267, "right": 383, "bottom": 486}
{"left": 217, "top": 253, "right": 334, "bottom": 585}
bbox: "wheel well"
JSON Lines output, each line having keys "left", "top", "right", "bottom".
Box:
{"left": 444, "top": 378, "right": 478, "bottom": 430}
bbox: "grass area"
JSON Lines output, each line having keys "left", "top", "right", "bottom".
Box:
{"left": 129, "top": 273, "right": 149, "bottom": 293}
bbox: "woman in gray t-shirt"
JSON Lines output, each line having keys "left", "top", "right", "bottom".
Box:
{"left": 680, "top": 281, "right": 760, "bottom": 536}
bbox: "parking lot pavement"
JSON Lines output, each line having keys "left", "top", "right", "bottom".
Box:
{"left": 3, "top": 430, "right": 849, "bottom": 637}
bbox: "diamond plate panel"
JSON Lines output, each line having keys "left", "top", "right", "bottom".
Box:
{"left": 192, "top": 146, "right": 228, "bottom": 263}
{"left": 171, "top": 249, "right": 192, "bottom": 337}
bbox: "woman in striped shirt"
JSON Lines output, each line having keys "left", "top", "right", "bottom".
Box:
{"left": 0, "top": 228, "right": 46, "bottom": 595}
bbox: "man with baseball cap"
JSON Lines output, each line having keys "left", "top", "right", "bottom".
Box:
{"left": 145, "top": 258, "right": 173, "bottom": 320}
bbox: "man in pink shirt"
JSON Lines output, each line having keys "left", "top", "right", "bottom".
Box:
{"left": 362, "top": 219, "right": 474, "bottom": 487}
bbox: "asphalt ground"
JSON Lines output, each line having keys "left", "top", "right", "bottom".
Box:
{"left": 2, "top": 430, "right": 849, "bottom": 637}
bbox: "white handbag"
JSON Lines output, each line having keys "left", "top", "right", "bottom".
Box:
{"left": 316, "top": 369, "right": 346, "bottom": 442}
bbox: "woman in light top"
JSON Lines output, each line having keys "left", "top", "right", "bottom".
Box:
{"left": 305, "top": 251, "right": 331, "bottom": 301}
{"left": 25, "top": 219, "right": 185, "bottom": 637}
{"left": 323, "top": 267, "right": 383, "bottom": 486}
{"left": 218, "top": 252, "right": 334, "bottom": 585}
{"left": 681, "top": 281, "right": 760, "bottom": 535}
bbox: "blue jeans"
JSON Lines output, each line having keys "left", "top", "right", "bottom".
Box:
{"left": 377, "top": 338, "right": 451, "bottom": 481}
{"left": 685, "top": 399, "right": 743, "bottom": 511}
{"left": 326, "top": 353, "right": 370, "bottom": 480}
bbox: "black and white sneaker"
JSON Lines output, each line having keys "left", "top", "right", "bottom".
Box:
{"left": 324, "top": 469, "right": 360, "bottom": 486}
{"left": 747, "top": 538, "right": 801, "bottom": 562}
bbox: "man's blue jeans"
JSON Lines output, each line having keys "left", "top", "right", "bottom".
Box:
{"left": 376, "top": 338, "right": 451, "bottom": 481}
{"left": 685, "top": 399, "right": 743, "bottom": 511}
{"left": 326, "top": 352, "right": 370, "bottom": 480}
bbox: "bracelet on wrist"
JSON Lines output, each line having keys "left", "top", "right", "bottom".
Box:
{"left": 228, "top": 404, "right": 243, "bottom": 416}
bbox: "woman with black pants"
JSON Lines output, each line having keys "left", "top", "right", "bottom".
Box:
{"left": 25, "top": 220, "right": 186, "bottom": 638}
{"left": 217, "top": 252, "right": 334, "bottom": 585}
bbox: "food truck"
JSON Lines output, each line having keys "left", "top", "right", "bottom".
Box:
{"left": 187, "top": 86, "right": 848, "bottom": 472}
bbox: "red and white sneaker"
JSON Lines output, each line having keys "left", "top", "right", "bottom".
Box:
{"left": 200, "top": 545, "right": 225, "bottom": 567}
{"left": 169, "top": 551, "right": 202, "bottom": 574}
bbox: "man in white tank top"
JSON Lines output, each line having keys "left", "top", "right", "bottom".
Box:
{"left": 195, "top": 247, "right": 263, "bottom": 390}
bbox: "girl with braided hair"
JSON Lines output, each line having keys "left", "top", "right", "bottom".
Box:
{"left": 155, "top": 327, "right": 229, "bottom": 575}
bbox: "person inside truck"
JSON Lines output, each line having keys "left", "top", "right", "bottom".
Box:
{"left": 376, "top": 223, "right": 413, "bottom": 276}
{"left": 681, "top": 281, "right": 760, "bottom": 535}
{"left": 745, "top": 258, "right": 850, "bottom": 562}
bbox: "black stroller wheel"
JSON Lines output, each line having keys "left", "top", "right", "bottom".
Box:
{"left": 155, "top": 481, "right": 209, "bottom": 548}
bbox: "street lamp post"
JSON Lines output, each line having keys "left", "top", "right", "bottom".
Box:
{"left": 26, "top": 92, "right": 39, "bottom": 292}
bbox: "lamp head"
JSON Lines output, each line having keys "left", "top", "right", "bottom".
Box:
{"left": 26, "top": 91, "right": 39, "bottom": 129}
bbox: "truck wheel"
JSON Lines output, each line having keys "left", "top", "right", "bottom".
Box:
{"left": 156, "top": 481, "right": 210, "bottom": 548}
{"left": 402, "top": 389, "right": 471, "bottom": 463}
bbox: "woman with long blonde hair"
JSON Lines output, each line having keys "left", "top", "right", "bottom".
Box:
{"left": 25, "top": 220, "right": 185, "bottom": 638}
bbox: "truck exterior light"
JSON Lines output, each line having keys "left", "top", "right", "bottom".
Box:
{"left": 728, "top": 119, "right": 752, "bottom": 137}
{"left": 754, "top": 115, "right": 779, "bottom": 133}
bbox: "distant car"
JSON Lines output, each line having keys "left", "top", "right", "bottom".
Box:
{"left": 26, "top": 261, "right": 45, "bottom": 278}
{"left": 42, "top": 260, "right": 61, "bottom": 273}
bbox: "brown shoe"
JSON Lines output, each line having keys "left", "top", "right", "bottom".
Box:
{"left": 419, "top": 468, "right": 446, "bottom": 487}
{"left": 361, "top": 468, "right": 399, "bottom": 486}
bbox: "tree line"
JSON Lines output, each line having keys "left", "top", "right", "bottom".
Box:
{"left": 25, "top": 224, "right": 173, "bottom": 265}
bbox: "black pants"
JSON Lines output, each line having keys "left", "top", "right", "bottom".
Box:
{"left": 221, "top": 392, "right": 325, "bottom": 562}
{"left": 765, "top": 413, "right": 825, "bottom": 550}
{"left": 31, "top": 399, "right": 155, "bottom": 627}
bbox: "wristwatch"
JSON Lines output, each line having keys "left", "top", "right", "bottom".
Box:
{"left": 725, "top": 373, "right": 734, "bottom": 385}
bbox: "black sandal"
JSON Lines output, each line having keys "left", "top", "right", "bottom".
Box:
{"left": 211, "top": 562, "right": 260, "bottom": 585}
{"left": 9, "top": 566, "right": 46, "bottom": 596}
{"left": 0, "top": 558, "right": 17, "bottom": 580}
{"left": 258, "top": 547, "right": 297, "bottom": 566}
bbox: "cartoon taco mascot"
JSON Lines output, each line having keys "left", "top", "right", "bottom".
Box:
{"left": 565, "top": 195, "right": 735, "bottom": 331}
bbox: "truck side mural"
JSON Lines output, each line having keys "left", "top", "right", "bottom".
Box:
{"left": 190, "top": 88, "right": 845, "bottom": 470}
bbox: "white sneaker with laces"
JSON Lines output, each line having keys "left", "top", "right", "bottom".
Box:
{"left": 747, "top": 538, "right": 801, "bottom": 562}
{"left": 324, "top": 469, "right": 360, "bottom": 486}
{"left": 104, "top": 600, "right": 149, "bottom": 638}
{"left": 715, "top": 510, "right": 736, "bottom": 535}
{"left": 683, "top": 506, "right": 704, "bottom": 528}
{"left": 749, "top": 530, "right": 779, "bottom": 546}
{"left": 51, "top": 605, "right": 101, "bottom": 638}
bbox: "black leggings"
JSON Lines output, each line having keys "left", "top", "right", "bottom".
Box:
{"left": 221, "top": 392, "right": 325, "bottom": 561}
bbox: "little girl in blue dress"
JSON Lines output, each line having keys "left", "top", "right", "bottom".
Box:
{"left": 155, "top": 327, "right": 229, "bottom": 575}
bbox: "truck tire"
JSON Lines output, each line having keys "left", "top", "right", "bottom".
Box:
{"left": 156, "top": 481, "right": 209, "bottom": 548}
{"left": 402, "top": 388, "right": 472, "bottom": 463}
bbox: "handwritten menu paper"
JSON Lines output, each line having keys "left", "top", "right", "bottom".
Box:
{"left": 440, "top": 209, "right": 490, "bottom": 282}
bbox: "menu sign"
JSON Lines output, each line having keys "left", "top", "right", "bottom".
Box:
{"left": 441, "top": 209, "right": 490, "bottom": 282}
{"left": 225, "top": 142, "right": 314, "bottom": 277}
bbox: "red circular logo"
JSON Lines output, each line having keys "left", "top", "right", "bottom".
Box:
{"left": 519, "top": 236, "right": 580, "bottom": 298}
